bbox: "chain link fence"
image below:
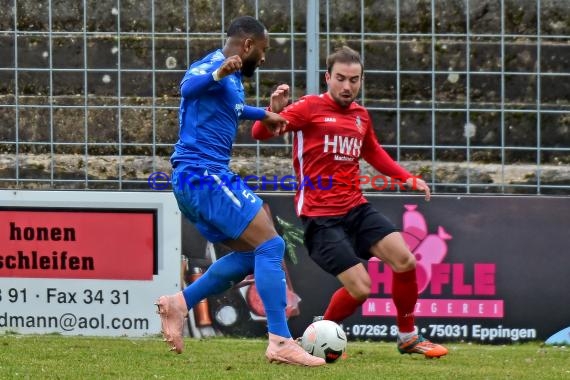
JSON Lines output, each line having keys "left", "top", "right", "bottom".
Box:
{"left": 1, "top": 0, "right": 569, "bottom": 194}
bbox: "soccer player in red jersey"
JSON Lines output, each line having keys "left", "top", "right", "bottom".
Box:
{"left": 252, "top": 46, "right": 448, "bottom": 358}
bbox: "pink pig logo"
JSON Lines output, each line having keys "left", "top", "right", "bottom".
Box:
{"left": 401, "top": 205, "right": 452, "bottom": 293}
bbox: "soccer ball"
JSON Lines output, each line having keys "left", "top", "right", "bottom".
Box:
{"left": 300, "top": 320, "right": 347, "bottom": 363}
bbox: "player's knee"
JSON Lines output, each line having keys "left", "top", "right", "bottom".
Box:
{"left": 256, "top": 235, "right": 286, "bottom": 260}
{"left": 392, "top": 252, "right": 416, "bottom": 272}
{"left": 271, "top": 235, "right": 286, "bottom": 259}
{"left": 347, "top": 278, "right": 371, "bottom": 301}
{"left": 349, "top": 285, "right": 370, "bottom": 301}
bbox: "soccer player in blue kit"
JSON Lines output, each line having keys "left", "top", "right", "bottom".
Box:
{"left": 155, "top": 16, "right": 325, "bottom": 366}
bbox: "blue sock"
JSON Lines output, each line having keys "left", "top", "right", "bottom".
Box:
{"left": 182, "top": 251, "right": 254, "bottom": 308}
{"left": 253, "top": 236, "right": 290, "bottom": 338}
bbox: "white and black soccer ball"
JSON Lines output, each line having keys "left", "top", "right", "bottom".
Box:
{"left": 300, "top": 320, "right": 347, "bottom": 363}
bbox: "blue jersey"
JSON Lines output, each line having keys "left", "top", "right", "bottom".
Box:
{"left": 171, "top": 49, "right": 265, "bottom": 173}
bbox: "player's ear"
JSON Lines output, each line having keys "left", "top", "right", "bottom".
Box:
{"left": 243, "top": 38, "right": 254, "bottom": 53}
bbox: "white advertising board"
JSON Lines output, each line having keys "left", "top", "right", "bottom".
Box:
{"left": 0, "top": 190, "right": 181, "bottom": 337}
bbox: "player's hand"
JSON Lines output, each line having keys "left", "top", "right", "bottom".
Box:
{"left": 216, "top": 55, "right": 242, "bottom": 79}
{"left": 270, "top": 84, "right": 290, "bottom": 113}
{"left": 407, "top": 176, "right": 431, "bottom": 201}
{"left": 261, "top": 111, "right": 288, "bottom": 136}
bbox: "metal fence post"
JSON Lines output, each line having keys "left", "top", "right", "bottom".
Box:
{"left": 306, "top": 0, "right": 319, "bottom": 95}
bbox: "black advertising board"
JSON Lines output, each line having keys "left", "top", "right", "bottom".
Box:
{"left": 181, "top": 194, "right": 570, "bottom": 344}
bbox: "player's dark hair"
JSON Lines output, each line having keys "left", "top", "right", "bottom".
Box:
{"left": 326, "top": 46, "right": 363, "bottom": 75}
{"left": 227, "top": 16, "right": 266, "bottom": 39}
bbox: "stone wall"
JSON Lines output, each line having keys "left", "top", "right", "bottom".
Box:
{"left": 1, "top": 153, "right": 569, "bottom": 195}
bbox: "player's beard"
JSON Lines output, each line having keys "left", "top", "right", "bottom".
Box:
{"left": 332, "top": 91, "right": 356, "bottom": 108}
{"left": 241, "top": 58, "right": 258, "bottom": 77}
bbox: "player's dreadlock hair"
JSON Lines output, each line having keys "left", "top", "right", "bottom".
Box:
{"left": 326, "top": 46, "right": 364, "bottom": 75}
{"left": 227, "top": 16, "right": 267, "bottom": 39}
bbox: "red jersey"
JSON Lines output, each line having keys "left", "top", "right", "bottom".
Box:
{"left": 252, "top": 93, "right": 412, "bottom": 217}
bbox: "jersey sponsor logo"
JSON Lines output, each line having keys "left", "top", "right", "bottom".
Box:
{"left": 235, "top": 103, "right": 244, "bottom": 117}
{"left": 323, "top": 134, "right": 362, "bottom": 158}
{"left": 334, "top": 154, "right": 355, "bottom": 161}
{"left": 324, "top": 117, "right": 337, "bottom": 122}
{"left": 355, "top": 115, "right": 365, "bottom": 134}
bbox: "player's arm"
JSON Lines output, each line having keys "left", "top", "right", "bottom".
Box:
{"left": 252, "top": 86, "right": 307, "bottom": 140}
{"left": 180, "top": 55, "right": 242, "bottom": 99}
{"left": 241, "top": 105, "right": 268, "bottom": 120}
{"left": 252, "top": 111, "right": 292, "bottom": 139}
{"left": 241, "top": 85, "right": 288, "bottom": 121}
{"left": 242, "top": 106, "right": 289, "bottom": 136}
{"left": 180, "top": 68, "right": 219, "bottom": 99}
{"left": 362, "top": 123, "right": 431, "bottom": 200}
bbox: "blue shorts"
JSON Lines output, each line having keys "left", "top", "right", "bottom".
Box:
{"left": 171, "top": 166, "right": 263, "bottom": 243}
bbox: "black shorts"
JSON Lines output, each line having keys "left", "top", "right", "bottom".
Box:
{"left": 302, "top": 202, "right": 398, "bottom": 276}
